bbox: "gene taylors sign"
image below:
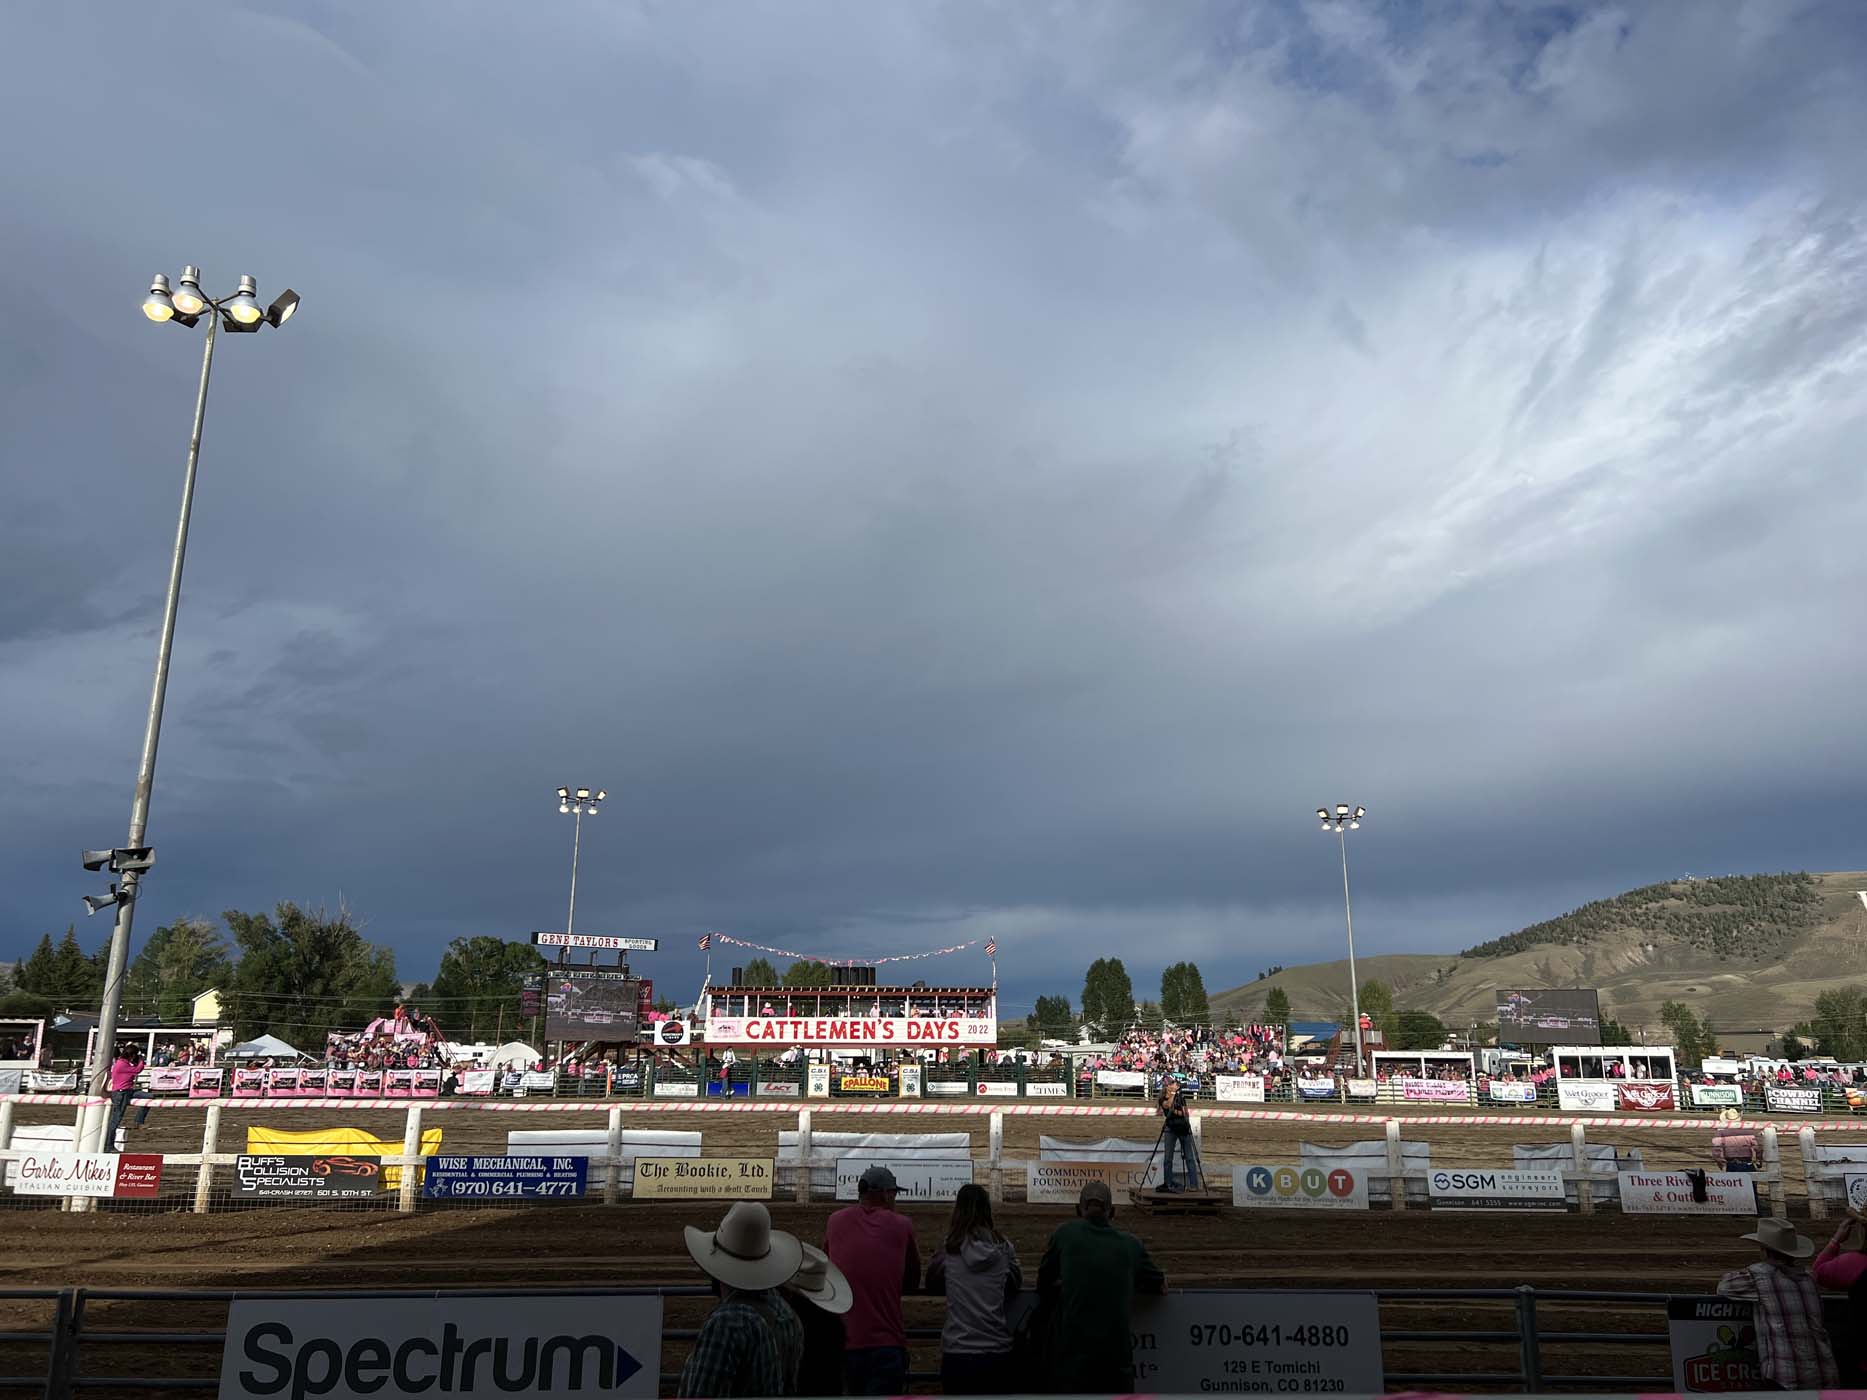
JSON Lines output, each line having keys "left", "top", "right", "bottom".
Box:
{"left": 218, "top": 1295, "right": 660, "bottom": 1400}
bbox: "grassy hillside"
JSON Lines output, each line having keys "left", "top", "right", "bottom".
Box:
{"left": 1213, "top": 871, "right": 1867, "bottom": 1035}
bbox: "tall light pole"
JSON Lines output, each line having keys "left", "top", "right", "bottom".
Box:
{"left": 556, "top": 786, "right": 606, "bottom": 936}
{"left": 77, "top": 269, "right": 300, "bottom": 1158}
{"left": 1318, "top": 804, "right": 1367, "bottom": 1073}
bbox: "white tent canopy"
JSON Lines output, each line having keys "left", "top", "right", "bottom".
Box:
{"left": 490, "top": 1041, "right": 539, "bottom": 1069}
{"left": 225, "top": 1034, "right": 305, "bottom": 1060}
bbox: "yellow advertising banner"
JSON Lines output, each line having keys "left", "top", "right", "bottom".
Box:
{"left": 632, "top": 1156, "right": 775, "bottom": 1200}
{"left": 838, "top": 1075, "right": 891, "bottom": 1093}
{"left": 245, "top": 1125, "right": 443, "bottom": 1189}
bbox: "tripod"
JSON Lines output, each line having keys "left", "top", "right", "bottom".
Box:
{"left": 1140, "top": 1101, "right": 1205, "bottom": 1192}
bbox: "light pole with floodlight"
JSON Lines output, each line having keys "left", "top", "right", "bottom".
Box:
{"left": 556, "top": 786, "right": 606, "bottom": 938}
{"left": 1318, "top": 804, "right": 1367, "bottom": 1073}
{"left": 76, "top": 269, "right": 300, "bottom": 1158}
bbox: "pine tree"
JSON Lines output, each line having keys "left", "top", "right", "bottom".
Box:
{"left": 1264, "top": 986, "right": 1292, "bottom": 1026}
{"left": 15, "top": 934, "right": 57, "bottom": 995}
{"left": 740, "top": 958, "right": 779, "bottom": 987}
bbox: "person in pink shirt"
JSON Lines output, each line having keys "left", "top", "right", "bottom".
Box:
{"left": 103, "top": 1045, "right": 147, "bottom": 1151}
{"left": 824, "top": 1165, "right": 921, "bottom": 1395}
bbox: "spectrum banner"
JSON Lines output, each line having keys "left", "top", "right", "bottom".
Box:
{"left": 706, "top": 1015, "right": 996, "bottom": 1047}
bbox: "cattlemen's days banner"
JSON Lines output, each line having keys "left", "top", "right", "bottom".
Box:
{"left": 706, "top": 1014, "right": 996, "bottom": 1046}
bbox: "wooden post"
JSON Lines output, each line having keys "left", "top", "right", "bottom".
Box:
{"left": 0, "top": 1098, "right": 14, "bottom": 1151}
{"left": 1385, "top": 1118, "right": 1406, "bottom": 1211}
{"left": 1763, "top": 1126, "right": 1785, "bottom": 1217}
{"left": 988, "top": 1110, "right": 1004, "bottom": 1203}
{"left": 605, "top": 1106, "right": 625, "bottom": 1205}
{"left": 194, "top": 1102, "right": 221, "bottom": 1214}
{"left": 398, "top": 1104, "right": 423, "bottom": 1213}
{"left": 1191, "top": 1110, "right": 1205, "bottom": 1185}
{"left": 1802, "top": 1127, "right": 1826, "bottom": 1221}
{"left": 796, "top": 1108, "right": 813, "bottom": 1203}
{"left": 1570, "top": 1122, "right": 1593, "bottom": 1214}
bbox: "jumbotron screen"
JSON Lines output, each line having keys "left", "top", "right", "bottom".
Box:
{"left": 1495, "top": 988, "right": 1602, "bottom": 1046}
{"left": 545, "top": 974, "right": 643, "bottom": 1040}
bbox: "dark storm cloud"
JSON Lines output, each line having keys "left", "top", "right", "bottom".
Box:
{"left": 3, "top": 2, "right": 1865, "bottom": 1016}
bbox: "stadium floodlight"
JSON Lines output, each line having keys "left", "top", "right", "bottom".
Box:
{"left": 1315, "top": 802, "right": 1368, "bottom": 1073}
{"left": 554, "top": 784, "right": 606, "bottom": 939}
{"left": 78, "top": 258, "right": 302, "bottom": 1174}
{"left": 557, "top": 786, "right": 570, "bottom": 799}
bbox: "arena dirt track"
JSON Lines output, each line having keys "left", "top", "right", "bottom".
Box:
{"left": 6, "top": 1102, "right": 1853, "bottom": 1391}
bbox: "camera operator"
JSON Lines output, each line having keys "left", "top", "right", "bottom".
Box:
{"left": 1157, "top": 1075, "right": 1198, "bottom": 1192}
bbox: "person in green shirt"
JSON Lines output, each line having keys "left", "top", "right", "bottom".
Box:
{"left": 1036, "top": 1180, "right": 1167, "bottom": 1392}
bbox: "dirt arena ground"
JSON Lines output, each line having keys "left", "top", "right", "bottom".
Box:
{"left": 5, "top": 1102, "right": 1857, "bottom": 1392}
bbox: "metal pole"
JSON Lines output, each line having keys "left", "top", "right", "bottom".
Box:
{"left": 566, "top": 806, "right": 583, "bottom": 937}
{"left": 79, "top": 312, "right": 218, "bottom": 1155}
{"left": 1340, "top": 827, "right": 1363, "bottom": 1075}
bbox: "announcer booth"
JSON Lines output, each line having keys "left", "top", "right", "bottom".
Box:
{"left": 703, "top": 977, "right": 997, "bottom": 1097}
{"left": 1370, "top": 1049, "right": 1475, "bottom": 1104}
{"left": 0, "top": 1018, "right": 45, "bottom": 1069}
{"left": 1551, "top": 1044, "right": 1680, "bottom": 1112}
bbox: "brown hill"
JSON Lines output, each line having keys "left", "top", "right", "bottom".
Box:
{"left": 1212, "top": 871, "right": 1867, "bottom": 1036}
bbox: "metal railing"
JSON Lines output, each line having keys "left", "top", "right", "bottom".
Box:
{"left": 0, "top": 1283, "right": 1689, "bottom": 1397}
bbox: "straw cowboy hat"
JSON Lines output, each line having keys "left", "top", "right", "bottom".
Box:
{"left": 684, "top": 1201, "right": 804, "bottom": 1291}
{"left": 1741, "top": 1217, "right": 1815, "bottom": 1260}
{"left": 1717, "top": 1108, "right": 1742, "bottom": 1124}
{"left": 788, "top": 1244, "right": 852, "bottom": 1314}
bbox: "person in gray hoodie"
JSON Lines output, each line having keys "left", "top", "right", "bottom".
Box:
{"left": 924, "top": 1183, "right": 1022, "bottom": 1394}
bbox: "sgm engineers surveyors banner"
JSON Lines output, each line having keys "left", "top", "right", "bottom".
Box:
{"left": 424, "top": 1157, "right": 587, "bottom": 1200}
{"left": 218, "top": 1295, "right": 660, "bottom": 1400}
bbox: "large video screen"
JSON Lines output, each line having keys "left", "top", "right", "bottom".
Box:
{"left": 1496, "top": 988, "right": 1602, "bottom": 1046}
{"left": 546, "top": 974, "right": 643, "bottom": 1040}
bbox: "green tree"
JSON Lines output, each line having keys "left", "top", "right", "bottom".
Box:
{"left": 1081, "top": 958, "right": 1136, "bottom": 1039}
{"left": 739, "top": 957, "right": 779, "bottom": 987}
{"left": 1812, "top": 988, "right": 1867, "bottom": 1061}
{"left": 427, "top": 936, "right": 546, "bottom": 1042}
{"left": 781, "top": 960, "right": 837, "bottom": 988}
{"left": 1160, "top": 962, "right": 1211, "bottom": 1027}
{"left": 1263, "top": 986, "right": 1292, "bottom": 1026}
{"left": 1135, "top": 1000, "right": 1164, "bottom": 1033}
{"left": 1782, "top": 1028, "right": 1811, "bottom": 1061}
{"left": 1659, "top": 1000, "right": 1714, "bottom": 1067}
{"left": 222, "top": 903, "right": 401, "bottom": 1046}
{"left": 0, "top": 989, "right": 54, "bottom": 1018}
{"left": 123, "top": 918, "right": 232, "bottom": 1023}
{"left": 1391, "top": 1009, "right": 1447, "bottom": 1051}
{"left": 1026, "top": 994, "right": 1075, "bottom": 1038}
{"left": 49, "top": 927, "right": 103, "bottom": 1004}
{"left": 14, "top": 934, "right": 57, "bottom": 996}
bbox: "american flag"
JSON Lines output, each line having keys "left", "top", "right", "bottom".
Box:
{"left": 697, "top": 933, "right": 711, "bottom": 951}
{"left": 984, "top": 939, "right": 997, "bottom": 958}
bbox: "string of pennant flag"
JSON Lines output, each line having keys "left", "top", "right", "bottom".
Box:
{"left": 696, "top": 931, "right": 995, "bottom": 965}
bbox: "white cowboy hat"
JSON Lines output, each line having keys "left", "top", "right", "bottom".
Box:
{"left": 788, "top": 1243, "right": 852, "bottom": 1314}
{"left": 1718, "top": 1108, "right": 1741, "bottom": 1124}
{"left": 1741, "top": 1217, "right": 1815, "bottom": 1260}
{"left": 683, "top": 1201, "right": 803, "bottom": 1291}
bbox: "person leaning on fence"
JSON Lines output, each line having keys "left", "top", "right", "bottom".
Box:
{"left": 677, "top": 1201, "right": 805, "bottom": 1398}
{"left": 1717, "top": 1217, "right": 1839, "bottom": 1390}
{"left": 783, "top": 1244, "right": 852, "bottom": 1398}
{"left": 924, "top": 1183, "right": 1022, "bottom": 1394}
{"left": 1037, "top": 1179, "right": 1166, "bottom": 1394}
{"left": 1813, "top": 1204, "right": 1867, "bottom": 1383}
{"left": 825, "top": 1165, "right": 921, "bottom": 1395}
{"left": 103, "top": 1045, "right": 149, "bottom": 1151}
{"left": 1712, "top": 1108, "right": 1759, "bottom": 1172}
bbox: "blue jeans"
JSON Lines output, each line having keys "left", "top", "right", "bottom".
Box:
{"left": 1163, "top": 1129, "right": 1197, "bottom": 1189}
{"left": 104, "top": 1088, "right": 146, "bottom": 1152}
{"left": 843, "top": 1345, "right": 908, "bottom": 1395}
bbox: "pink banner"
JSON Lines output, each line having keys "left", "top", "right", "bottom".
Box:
{"left": 385, "top": 1070, "right": 414, "bottom": 1097}
{"left": 355, "top": 1070, "right": 383, "bottom": 1097}
{"left": 266, "top": 1068, "right": 301, "bottom": 1096}
{"left": 147, "top": 1068, "right": 191, "bottom": 1092}
{"left": 413, "top": 1069, "right": 442, "bottom": 1098}
{"left": 188, "top": 1068, "right": 224, "bottom": 1098}
{"left": 232, "top": 1068, "right": 267, "bottom": 1097}
{"left": 300, "top": 1069, "right": 328, "bottom": 1095}
{"left": 1399, "top": 1078, "right": 1471, "bottom": 1102}
{"left": 327, "top": 1069, "right": 357, "bottom": 1097}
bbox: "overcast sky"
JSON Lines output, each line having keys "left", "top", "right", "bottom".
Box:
{"left": 3, "top": 2, "right": 1864, "bottom": 1019}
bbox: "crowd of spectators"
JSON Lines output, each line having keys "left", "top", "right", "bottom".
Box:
{"left": 1077, "top": 1024, "right": 1287, "bottom": 1089}
{"left": 323, "top": 1004, "right": 449, "bottom": 1070}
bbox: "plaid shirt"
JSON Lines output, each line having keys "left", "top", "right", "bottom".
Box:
{"left": 1717, "top": 1259, "right": 1839, "bottom": 1388}
{"left": 676, "top": 1288, "right": 803, "bottom": 1398}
